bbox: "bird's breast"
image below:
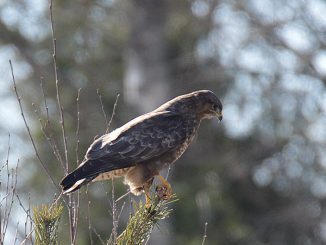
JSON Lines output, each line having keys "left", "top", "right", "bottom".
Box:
{"left": 157, "top": 121, "right": 199, "bottom": 168}
{"left": 172, "top": 130, "right": 197, "bottom": 161}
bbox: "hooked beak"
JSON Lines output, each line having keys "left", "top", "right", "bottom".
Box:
{"left": 216, "top": 111, "right": 223, "bottom": 121}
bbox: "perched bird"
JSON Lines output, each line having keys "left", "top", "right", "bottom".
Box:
{"left": 60, "top": 90, "right": 223, "bottom": 203}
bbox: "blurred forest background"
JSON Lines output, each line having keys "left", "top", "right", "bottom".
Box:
{"left": 1, "top": 0, "right": 326, "bottom": 244}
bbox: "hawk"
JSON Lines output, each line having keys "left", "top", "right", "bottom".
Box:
{"left": 60, "top": 90, "right": 223, "bottom": 203}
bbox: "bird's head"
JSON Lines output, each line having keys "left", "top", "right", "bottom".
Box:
{"left": 157, "top": 90, "right": 223, "bottom": 121}
{"left": 194, "top": 90, "right": 223, "bottom": 121}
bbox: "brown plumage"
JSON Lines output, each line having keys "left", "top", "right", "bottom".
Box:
{"left": 60, "top": 90, "right": 223, "bottom": 197}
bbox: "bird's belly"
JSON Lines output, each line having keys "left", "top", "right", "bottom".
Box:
{"left": 92, "top": 167, "right": 133, "bottom": 182}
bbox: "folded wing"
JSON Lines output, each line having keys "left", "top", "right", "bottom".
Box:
{"left": 60, "top": 111, "right": 187, "bottom": 193}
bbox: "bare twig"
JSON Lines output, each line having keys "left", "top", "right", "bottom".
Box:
{"left": 99, "top": 183, "right": 113, "bottom": 217}
{"left": 75, "top": 88, "right": 82, "bottom": 166}
{"left": 1, "top": 136, "right": 10, "bottom": 244}
{"left": 49, "top": 1, "right": 77, "bottom": 244}
{"left": 19, "top": 229, "right": 33, "bottom": 245}
{"left": 106, "top": 94, "right": 120, "bottom": 134}
{"left": 165, "top": 166, "right": 171, "bottom": 180}
{"left": 1, "top": 157, "right": 19, "bottom": 244}
{"left": 5, "top": 133, "right": 10, "bottom": 162}
{"left": 91, "top": 227, "right": 106, "bottom": 245}
{"left": 117, "top": 202, "right": 126, "bottom": 224}
{"left": 87, "top": 198, "right": 94, "bottom": 245}
{"left": 15, "top": 195, "right": 33, "bottom": 223}
{"left": 14, "top": 222, "right": 19, "bottom": 245}
{"left": 31, "top": 103, "right": 65, "bottom": 171}
{"left": 97, "top": 91, "right": 120, "bottom": 134}
{"left": 72, "top": 88, "right": 82, "bottom": 245}
{"left": 85, "top": 194, "right": 104, "bottom": 245}
{"left": 201, "top": 222, "right": 208, "bottom": 245}
{"left": 9, "top": 60, "right": 59, "bottom": 191}
{"left": 97, "top": 92, "right": 121, "bottom": 243}
{"left": 1, "top": 136, "right": 33, "bottom": 245}
{"left": 50, "top": 0, "right": 68, "bottom": 174}
{"left": 115, "top": 191, "right": 131, "bottom": 203}
{"left": 97, "top": 89, "right": 109, "bottom": 129}
{"left": 28, "top": 194, "right": 33, "bottom": 244}
{"left": 111, "top": 179, "right": 118, "bottom": 244}
{"left": 16, "top": 193, "right": 33, "bottom": 244}
{"left": 40, "top": 77, "right": 50, "bottom": 124}
{"left": 40, "top": 78, "right": 64, "bottom": 168}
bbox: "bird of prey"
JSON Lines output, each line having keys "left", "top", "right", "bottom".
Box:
{"left": 60, "top": 90, "right": 223, "bottom": 203}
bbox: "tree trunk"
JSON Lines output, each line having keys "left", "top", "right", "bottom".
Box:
{"left": 124, "top": 0, "right": 170, "bottom": 114}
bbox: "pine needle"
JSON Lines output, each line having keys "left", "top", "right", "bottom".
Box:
{"left": 113, "top": 193, "right": 177, "bottom": 245}
{"left": 33, "top": 204, "right": 63, "bottom": 245}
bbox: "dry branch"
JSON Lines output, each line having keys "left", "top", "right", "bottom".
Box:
{"left": 9, "top": 60, "right": 59, "bottom": 192}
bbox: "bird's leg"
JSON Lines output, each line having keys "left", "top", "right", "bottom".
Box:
{"left": 145, "top": 190, "right": 151, "bottom": 208}
{"left": 155, "top": 175, "right": 173, "bottom": 200}
{"left": 144, "top": 177, "right": 154, "bottom": 208}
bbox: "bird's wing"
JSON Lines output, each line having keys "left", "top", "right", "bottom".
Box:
{"left": 79, "top": 111, "right": 188, "bottom": 176}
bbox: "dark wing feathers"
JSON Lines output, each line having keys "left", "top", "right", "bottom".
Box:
{"left": 60, "top": 111, "right": 187, "bottom": 192}
{"left": 86, "top": 112, "right": 186, "bottom": 168}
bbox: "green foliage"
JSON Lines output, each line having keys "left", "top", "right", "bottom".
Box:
{"left": 33, "top": 204, "right": 63, "bottom": 245}
{"left": 114, "top": 194, "right": 177, "bottom": 245}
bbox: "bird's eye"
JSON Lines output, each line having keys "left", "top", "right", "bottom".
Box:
{"left": 211, "top": 104, "right": 217, "bottom": 111}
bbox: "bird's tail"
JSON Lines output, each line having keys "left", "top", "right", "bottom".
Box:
{"left": 60, "top": 163, "right": 96, "bottom": 194}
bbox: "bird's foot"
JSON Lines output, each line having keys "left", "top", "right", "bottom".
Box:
{"left": 155, "top": 175, "right": 173, "bottom": 201}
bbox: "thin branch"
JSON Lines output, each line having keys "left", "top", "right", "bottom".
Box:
{"left": 49, "top": 2, "right": 76, "bottom": 244}
{"left": 28, "top": 193, "right": 33, "bottom": 245}
{"left": 85, "top": 193, "right": 104, "bottom": 245}
{"left": 14, "top": 222, "right": 19, "bottom": 245}
{"left": 16, "top": 193, "right": 34, "bottom": 243}
{"left": 2, "top": 160, "right": 19, "bottom": 242}
{"left": 50, "top": 0, "right": 69, "bottom": 174}
{"left": 15, "top": 194, "right": 34, "bottom": 223}
{"left": 9, "top": 60, "right": 59, "bottom": 191}
{"left": 100, "top": 182, "right": 113, "bottom": 217}
{"left": 201, "top": 222, "right": 208, "bottom": 245}
{"left": 165, "top": 166, "right": 171, "bottom": 180}
{"left": 40, "top": 77, "right": 50, "bottom": 124}
{"left": 75, "top": 88, "right": 82, "bottom": 166}
{"left": 115, "top": 191, "right": 131, "bottom": 203}
{"left": 40, "top": 78, "right": 64, "bottom": 167}
{"left": 1, "top": 135, "right": 10, "bottom": 244}
{"left": 91, "top": 227, "right": 106, "bottom": 245}
{"left": 19, "top": 229, "right": 33, "bottom": 245}
{"left": 6, "top": 133, "right": 10, "bottom": 164}
{"left": 111, "top": 179, "right": 118, "bottom": 244}
{"left": 72, "top": 88, "right": 82, "bottom": 245}
{"left": 106, "top": 93, "right": 120, "bottom": 134}
{"left": 31, "top": 103, "right": 65, "bottom": 171}
{"left": 97, "top": 89, "right": 109, "bottom": 130}
{"left": 87, "top": 197, "right": 94, "bottom": 245}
